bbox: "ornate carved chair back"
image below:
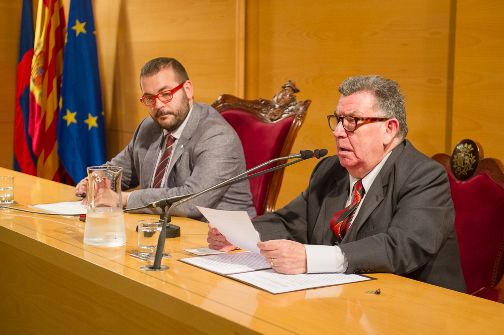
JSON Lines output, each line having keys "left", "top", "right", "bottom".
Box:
{"left": 433, "top": 139, "right": 504, "bottom": 301}
{"left": 212, "top": 81, "right": 310, "bottom": 215}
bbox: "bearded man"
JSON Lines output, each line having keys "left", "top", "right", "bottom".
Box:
{"left": 76, "top": 57, "right": 255, "bottom": 218}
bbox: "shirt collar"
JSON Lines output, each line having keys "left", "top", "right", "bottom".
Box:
{"left": 348, "top": 151, "right": 392, "bottom": 194}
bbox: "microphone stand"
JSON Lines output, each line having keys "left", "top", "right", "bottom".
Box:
{"left": 144, "top": 149, "right": 327, "bottom": 271}
{"left": 126, "top": 151, "right": 314, "bottom": 240}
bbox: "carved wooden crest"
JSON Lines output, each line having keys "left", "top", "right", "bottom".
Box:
{"left": 450, "top": 139, "right": 480, "bottom": 180}
{"left": 212, "top": 80, "right": 310, "bottom": 123}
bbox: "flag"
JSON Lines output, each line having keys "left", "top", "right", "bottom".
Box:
{"left": 58, "top": 0, "right": 106, "bottom": 183}
{"left": 14, "top": 0, "right": 37, "bottom": 175}
{"left": 29, "top": 0, "right": 66, "bottom": 180}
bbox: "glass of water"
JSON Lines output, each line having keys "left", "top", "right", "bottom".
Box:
{"left": 0, "top": 176, "right": 14, "bottom": 205}
{"left": 137, "top": 219, "right": 163, "bottom": 259}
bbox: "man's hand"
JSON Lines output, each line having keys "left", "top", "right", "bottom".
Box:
{"left": 207, "top": 226, "right": 236, "bottom": 252}
{"left": 258, "top": 239, "right": 307, "bottom": 274}
{"left": 92, "top": 187, "right": 119, "bottom": 207}
{"left": 79, "top": 176, "right": 129, "bottom": 208}
{"left": 75, "top": 178, "right": 88, "bottom": 197}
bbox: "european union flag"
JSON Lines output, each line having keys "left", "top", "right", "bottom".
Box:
{"left": 58, "top": 0, "right": 106, "bottom": 183}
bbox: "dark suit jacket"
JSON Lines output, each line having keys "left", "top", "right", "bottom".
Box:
{"left": 253, "top": 140, "right": 465, "bottom": 292}
{"left": 110, "top": 102, "right": 256, "bottom": 218}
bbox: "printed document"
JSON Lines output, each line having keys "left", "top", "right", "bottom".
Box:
{"left": 229, "top": 270, "right": 371, "bottom": 294}
{"left": 184, "top": 207, "right": 373, "bottom": 294}
{"left": 196, "top": 206, "right": 261, "bottom": 252}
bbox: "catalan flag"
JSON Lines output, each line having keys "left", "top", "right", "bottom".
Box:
{"left": 58, "top": 0, "right": 106, "bottom": 183}
{"left": 29, "top": 0, "right": 66, "bottom": 181}
{"left": 14, "top": 0, "right": 37, "bottom": 175}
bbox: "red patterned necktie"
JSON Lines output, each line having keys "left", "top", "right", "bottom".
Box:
{"left": 330, "top": 180, "right": 365, "bottom": 241}
{"left": 152, "top": 135, "right": 175, "bottom": 188}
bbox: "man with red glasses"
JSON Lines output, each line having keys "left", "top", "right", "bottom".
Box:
{"left": 76, "top": 57, "right": 255, "bottom": 218}
{"left": 208, "top": 75, "right": 465, "bottom": 292}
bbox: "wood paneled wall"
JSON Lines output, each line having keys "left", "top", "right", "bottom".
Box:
{"left": 452, "top": 0, "right": 504, "bottom": 159}
{"left": 0, "top": 1, "right": 22, "bottom": 173}
{"left": 246, "top": 0, "right": 453, "bottom": 206}
{"left": 89, "top": 0, "right": 244, "bottom": 156}
{"left": 1, "top": 0, "right": 503, "bottom": 207}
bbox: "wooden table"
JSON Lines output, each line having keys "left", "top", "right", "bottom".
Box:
{"left": 1, "top": 167, "right": 503, "bottom": 334}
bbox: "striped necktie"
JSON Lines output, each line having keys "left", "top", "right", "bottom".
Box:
{"left": 152, "top": 135, "right": 175, "bottom": 188}
{"left": 330, "top": 180, "right": 365, "bottom": 241}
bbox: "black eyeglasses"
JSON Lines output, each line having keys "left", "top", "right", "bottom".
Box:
{"left": 140, "top": 81, "right": 186, "bottom": 107}
{"left": 327, "top": 114, "right": 390, "bottom": 132}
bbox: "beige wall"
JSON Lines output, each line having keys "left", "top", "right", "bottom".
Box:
{"left": 1, "top": 0, "right": 503, "bottom": 207}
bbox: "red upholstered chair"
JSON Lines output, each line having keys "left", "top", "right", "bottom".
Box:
{"left": 433, "top": 139, "right": 504, "bottom": 301}
{"left": 212, "top": 81, "right": 310, "bottom": 216}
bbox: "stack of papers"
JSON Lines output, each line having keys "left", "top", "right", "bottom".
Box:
{"left": 181, "top": 207, "right": 373, "bottom": 294}
{"left": 181, "top": 252, "right": 372, "bottom": 294}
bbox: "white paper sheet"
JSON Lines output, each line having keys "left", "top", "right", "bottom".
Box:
{"left": 181, "top": 252, "right": 372, "bottom": 294}
{"left": 229, "top": 269, "right": 372, "bottom": 294}
{"left": 184, "top": 247, "right": 225, "bottom": 256}
{"left": 33, "top": 201, "right": 86, "bottom": 215}
{"left": 181, "top": 252, "right": 271, "bottom": 275}
{"left": 196, "top": 206, "right": 261, "bottom": 253}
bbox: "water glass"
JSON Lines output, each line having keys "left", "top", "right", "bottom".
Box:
{"left": 137, "top": 219, "right": 163, "bottom": 259}
{"left": 0, "top": 176, "right": 14, "bottom": 205}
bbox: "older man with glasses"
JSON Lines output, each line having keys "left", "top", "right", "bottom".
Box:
{"left": 75, "top": 57, "right": 255, "bottom": 219}
{"left": 208, "top": 75, "right": 465, "bottom": 292}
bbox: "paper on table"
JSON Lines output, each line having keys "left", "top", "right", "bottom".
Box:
{"left": 196, "top": 206, "right": 261, "bottom": 253}
{"left": 181, "top": 252, "right": 271, "bottom": 275}
{"left": 229, "top": 269, "right": 372, "bottom": 294}
{"left": 184, "top": 247, "right": 225, "bottom": 256}
{"left": 180, "top": 253, "right": 372, "bottom": 294}
{"left": 33, "top": 201, "right": 87, "bottom": 215}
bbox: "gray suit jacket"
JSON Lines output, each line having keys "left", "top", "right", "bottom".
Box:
{"left": 110, "top": 102, "right": 256, "bottom": 219}
{"left": 253, "top": 140, "right": 465, "bottom": 292}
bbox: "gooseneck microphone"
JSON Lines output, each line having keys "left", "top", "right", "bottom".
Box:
{"left": 125, "top": 149, "right": 322, "bottom": 212}
{"left": 143, "top": 148, "right": 328, "bottom": 271}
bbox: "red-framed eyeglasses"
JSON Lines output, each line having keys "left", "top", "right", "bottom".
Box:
{"left": 140, "top": 81, "right": 186, "bottom": 107}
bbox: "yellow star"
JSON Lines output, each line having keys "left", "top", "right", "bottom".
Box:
{"left": 62, "top": 109, "right": 77, "bottom": 127}
{"left": 84, "top": 113, "right": 98, "bottom": 130}
{"left": 72, "top": 19, "right": 87, "bottom": 37}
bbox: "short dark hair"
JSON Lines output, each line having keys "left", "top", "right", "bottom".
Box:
{"left": 339, "top": 75, "right": 408, "bottom": 138}
{"left": 140, "top": 57, "right": 189, "bottom": 83}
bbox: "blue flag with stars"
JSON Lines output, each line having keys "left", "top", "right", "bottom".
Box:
{"left": 58, "top": 0, "right": 106, "bottom": 183}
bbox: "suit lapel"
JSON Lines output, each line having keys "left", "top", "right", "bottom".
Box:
{"left": 144, "top": 130, "right": 164, "bottom": 187}
{"left": 311, "top": 173, "right": 349, "bottom": 245}
{"left": 343, "top": 177, "right": 385, "bottom": 242}
{"left": 343, "top": 140, "right": 406, "bottom": 241}
{"left": 166, "top": 103, "right": 203, "bottom": 176}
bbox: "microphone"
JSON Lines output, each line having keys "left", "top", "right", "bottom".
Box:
{"left": 130, "top": 149, "right": 323, "bottom": 242}
{"left": 143, "top": 148, "right": 328, "bottom": 271}
{"left": 314, "top": 148, "right": 328, "bottom": 159}
{"left": 126, "top": 149, "right": 321, "bottom": 212}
